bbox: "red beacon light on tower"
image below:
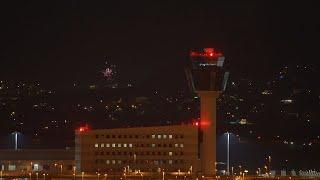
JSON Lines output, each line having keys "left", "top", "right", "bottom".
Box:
{"left": 190, "top": 48, "right": 225, "bottom": 67}
{"left": 77, "top": 124, "right": 90, "bottom": 133}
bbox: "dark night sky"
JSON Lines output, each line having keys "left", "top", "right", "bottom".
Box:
{"left": 1, "top": 1, "right": 319, "bottom": 90}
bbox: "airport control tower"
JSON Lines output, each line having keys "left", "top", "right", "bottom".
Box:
{"left": 185, "top": 48, "right": 229, "bottom": 176}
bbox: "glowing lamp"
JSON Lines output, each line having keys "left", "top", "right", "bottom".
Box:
{"left": 77, "top": 124, "right": 90, "bottom": 133}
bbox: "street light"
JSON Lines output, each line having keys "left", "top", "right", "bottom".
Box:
{"left": 162, "top": 171, "right": 165, "bottom": 180}
{"left": 29, "top": 172, "right": 32, "bottom": 179}
{"left": 73, "top": 166, "right": 76, "bottom": 180}
{"left": 104, "top": 173, "right": 108, "bottom": 180}
{"left": 36, "top": 172, "right": 38, "bottom": 180}
{"left": 12, "top": 131, "right": 20, "bottom": 150}
{"left": 1, "top": 170, "right": 3, "bottom": 179}
{"left": 81, "top": 172, "right": 84, "bottom": 180}
{"left": 268, "top": 156, "right": 272, "bottom": 174}
{"left": 43, "top": 173, "right": 46, "bottom": 180}
{"left": 225, "top": 132, "right": 231, "bottom": 175}
{"left": 243, "top": 170, "right": 248, "bottom": 180}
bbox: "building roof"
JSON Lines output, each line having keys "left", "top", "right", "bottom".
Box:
{"left": 0, "top": 149, "right": 74, "bottom": 160}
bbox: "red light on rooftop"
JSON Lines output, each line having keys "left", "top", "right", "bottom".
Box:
{"left": 190, "top": 48, "right": 223, "bottom": 58}
{"left": 77, "top": 124, "right": 90, "bottom": 133}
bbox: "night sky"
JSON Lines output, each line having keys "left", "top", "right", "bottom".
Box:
{"left": 1, "top": 1, "right": 319, "bottom": 90}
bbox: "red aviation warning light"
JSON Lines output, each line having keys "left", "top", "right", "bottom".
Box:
{"left": 190, "top": 48, "right": 222, "bottom": 58}
{"left": 77, "top": 124, "right": 90, "bottom": 133}
{"left": 190, "top": 48, "right": 225, "bottom": 67}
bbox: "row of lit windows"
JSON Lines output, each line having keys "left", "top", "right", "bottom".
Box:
{"left": 94, "top": 151, "right": 184, "bottom": 156}
{"left": 95, "top": 134, "right": 184, "bottom": 139}
{"left": 94, "top": 143, "right": 184, "bottom": 148}
{"left": 95, "top": 159, "right": 185, "bottom": 165}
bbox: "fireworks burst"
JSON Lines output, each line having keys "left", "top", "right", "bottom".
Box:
{"left": 101, "top": 58, "right": 116, "bottom": 80}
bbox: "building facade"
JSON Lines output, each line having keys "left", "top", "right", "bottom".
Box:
{"left": 75, "top": 125, "right": 199, "bottom": 174}
{"left": 0, "top": 149, "right": 75, "bottom": 174}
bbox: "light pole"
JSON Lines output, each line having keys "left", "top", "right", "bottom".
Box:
{"left": 98, "top": 173, "right": 100, "bottom": 180}
{"left": 268, "top": 156, "right": 271, "bottom": 175}
{"left": 81, "top": 172, "right": 84, "bottom": 180}
{"left": 226, "top": 132, "right": 230, "bottom": 175}
{"left": 12, "top": 131, "right": 20, "bottom": 150}
{"left": 43, "top": 173, "right": 46, "bottom": 180}
{"left": 1, "top": 170, "right": 2, "bottom": 180}
{"left": 243, "top": 170, "right": 248, "bottom": 180}
{"left": 60, "top": 164, "right": 63, "bottom": 174}
{"left": 73, "top": 166, "right": 76, "bottom": 180}
{"left": 29, "top": 173, "right": 32, "bottom": 179}
{"left": 104, "top": 173, "right": 108, "bottom": 180}
{"left": 162, "top": 171, "right": 165, "bottom": 180}
{"left": 36, "top": 172, "right": 38, "bottom": 180}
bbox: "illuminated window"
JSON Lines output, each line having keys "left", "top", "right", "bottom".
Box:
{"left": 157, "top": 135, "right": 162, "bottom": 139}
{"left": 118, "top": 144, "right": 121, "bottom": 147}
{"left": 95, "top": 143, "right": 99, "bottom": 148}
{"left": 129, "top": 144, "right": 133, "bottom": 148}
{"left": 152, "top": 134, "right": 156, "bottom": 139}
{"left": 163, "top": 135, "right": 167, "bottom": 139}
{"left": 123, "top": 144, "right": 127, "bottom": 148}
{"left": 112, "top": 160, "right": 115, "bottom": 164}
{"left": 151, "top": 144, "right": 156, "bottom": 147}
{"left": 106, "top": 143, "right": 110, "bottom": 147}
{"left": 180, "top": 144, "right": 184, "bottom": 148}
{"left": 8, "top": 164, "right": 15, "bottom": 170}
{"left": 174, "top": 144, "right": 179, "bottom": 148}
{"left": 101, "top": 143, "right": 104, "bottom": 148}
{"left": 169, "top": 160, "right": 173, "bottom": 164}
{"left": 118, "top": 160, "right": 122, "bottom": 164}
{"left": 169, "top": 135, "right": 173, "bottom": 139}
{"left": 106, "top": 160, "right": 110, "bottom": 164}
{"left": 112, "top": 143, "right": 116, "bottom": 148}
{"left": 169, "top": 152, "right": 173, "bottom": 156}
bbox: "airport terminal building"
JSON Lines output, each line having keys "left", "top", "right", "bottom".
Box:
{"left": 75, "top": 125, "right": 199, "bottom": 173}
